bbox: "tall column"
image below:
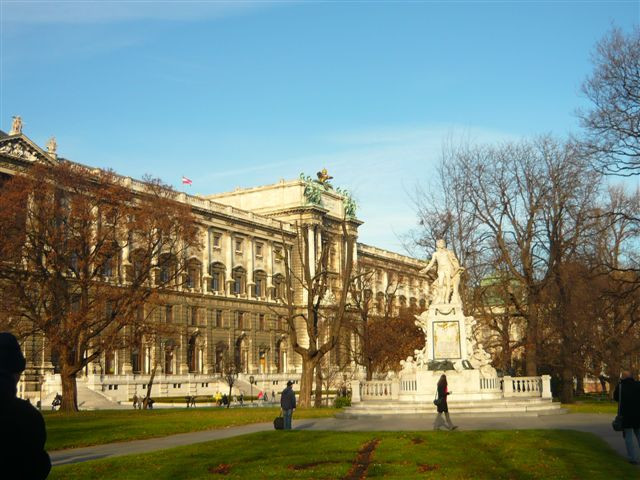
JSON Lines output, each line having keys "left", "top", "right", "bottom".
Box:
{"left": 202, "top": 228, "right": 211, "bottom": 293}
{"left": 247, "top": 236, "right": 255, "bottom": 298}
{"left": 226, "top": 233, "right": 234, "bottom": 295}
{"left": 266, "top": 241, "right": 274, "bottom": 297}
{"left": 307, "top": 226, "right": 315, "bottom": 279}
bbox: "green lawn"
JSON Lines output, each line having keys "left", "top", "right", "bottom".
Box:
{"left": 562, "top": 402, "right": 617, "bottom": 414}
{"left": 45, "top": 407, "right": 336, "bottom": 451}
{"left": 49, "top": 430, "right": 639, "bottom": 480}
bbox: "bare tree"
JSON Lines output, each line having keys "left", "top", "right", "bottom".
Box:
{"left": 0, "top": 162, "right": 200, "bottom": 411}
{"left": 579, "top": 26, "right": 640, "bottom": 176}
{"left": 221, "top": 351, "right": 239, "bottom": 408}
{"left": 276, "top": 220, "right": 355, "bottom": 408}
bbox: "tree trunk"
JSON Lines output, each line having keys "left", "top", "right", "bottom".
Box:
{"left": 227, "top": 383, "right": 233, "bottom": 408}
{"left": 560, "top": 366, "right": 574, "bottom": 404}
{"left": 60, "top": 367, "right": 79, "bottom": 412}
{"left": 314, "top": 366, "right": 323, "bottom": 407}
{"left": 366, "top": 358, "right": 373, "bottom": 381}
{"left": 525, "top": 305, "right": 538, "bottom": 376}
{"left": 575, "top": 375, "right": 585, "bottom": 397}
{"left": 298, "top": 356, "right": 315, "bottom": 408}
{"left": 143, "top": 361, "right": 158, "bottom": 409}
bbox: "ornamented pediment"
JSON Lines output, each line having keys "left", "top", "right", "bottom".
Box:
{"left": 0, "top": 135, "right": 56, "bottom": 165}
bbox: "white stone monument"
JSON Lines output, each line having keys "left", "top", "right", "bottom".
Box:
{"left": 347, "top": 239, "right": 557, "bottom": 415}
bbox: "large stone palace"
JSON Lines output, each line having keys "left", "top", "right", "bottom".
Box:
{"left": 0, "top": 118, "right": 429, "bottom": 404}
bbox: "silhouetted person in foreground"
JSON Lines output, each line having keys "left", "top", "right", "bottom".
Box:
{"left": 0, "top": 332, "right": 51, "bottom": 479}
{"left": 280, "top": 380, "right": 296, "bottom": 430}
{"left": 614, "top": 370, "right": 640, "bottom": 465}
{"left": 433, "top": 374, "right": 457, "bottom": 431}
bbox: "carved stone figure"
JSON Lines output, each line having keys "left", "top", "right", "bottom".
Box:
{"left": 420, "top": 239, "right": 463, "bottom": 304}
{"left": 9, "top": 116, "right": 23, "bottom": 135}
{"left": 46, "top": 137, "right": 57, "bottom": 155}
{"left": 469, "top": 343, "right": 497, "bottom": 378}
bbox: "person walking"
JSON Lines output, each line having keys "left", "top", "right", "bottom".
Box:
{"left": 280, "top": 380, "right": 296, "bottom": 430}
{"left": 132, "top": 393, "right": 139, "bottom": 409}
{"left": 614, "top": 370, "right": 640, "bottom": 465}
{"left": 433, "top": 374, "right": 457, "bottom": 431}
{"left": 0, "top": 332, "right": 51, "bottom": 479}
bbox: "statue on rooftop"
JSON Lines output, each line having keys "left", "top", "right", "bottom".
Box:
{"left": 9, "top": 116, "right": 23, "bottom": 135}
{"left": 46, "top": 137, "right": 57, "bottom": 155}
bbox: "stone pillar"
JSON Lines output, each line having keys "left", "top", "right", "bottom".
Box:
{"left": 503, "top": 376, "right": 513, "bottom": 398}
{"left": 266, "top": 241, "right": 274, "bottom": 297}
{"left": 247, "top": 236, "right": 255, "bottom": 298}
{"left": 307, "top": 226, "right": 315, "bottom": 279}
{"left": 202, "top": 228, "right": 211, "bottom": 293}
{"left": 541, "top": 375, "right": 552, "bottom": 399}
{"left": 350, "top": 380, "right": 361, "bottom": 403}
{"left": 179, "top": 327, "right": 189, "bottom": 374}
{"left": 226, "top": 233, "right": 234, "bottom": 295}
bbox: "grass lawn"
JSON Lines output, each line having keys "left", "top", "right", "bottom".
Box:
{"left": 49, "top": 430, "right": 639, "bottom": 480}
{"left": 44, "top": 407, "right": 336, "bottom": 451}
{"left": 563, "top": 402, "right": 617, "bottom": 414}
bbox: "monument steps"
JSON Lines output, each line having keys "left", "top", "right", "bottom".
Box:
{"left": 341, "top": 398, "right": 565, "bottom": 418}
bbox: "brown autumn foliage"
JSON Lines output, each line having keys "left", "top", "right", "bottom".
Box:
{"left": 0, "top": 161, "right": 199, "bottom": 411}
{"left": 367, "top": 310, "right": 425, "bottom": 375}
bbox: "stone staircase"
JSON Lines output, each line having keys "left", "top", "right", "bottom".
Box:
{"left": 340, "top": 397, "right": 566, "bottom": 418}
{"left": 41, "top": 381, "right": 127, "bottom": 410}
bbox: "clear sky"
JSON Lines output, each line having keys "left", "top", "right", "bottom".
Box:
{"left": 1, "top": 1, "right": 638, "bottom": 254}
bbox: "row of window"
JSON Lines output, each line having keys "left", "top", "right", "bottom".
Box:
{"left": 163, "top": 306, "right": 286, "bottom": 331}
{"left": 211, "top": 233, "right": 283, "bottom": 260}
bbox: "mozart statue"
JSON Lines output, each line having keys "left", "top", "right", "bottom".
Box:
{"left": 420, "top": 239, "right": 464, "bottom": 304}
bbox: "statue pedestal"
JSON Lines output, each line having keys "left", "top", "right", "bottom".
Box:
{"left": 421, "top": 303, "right": 470, "bottom": 363}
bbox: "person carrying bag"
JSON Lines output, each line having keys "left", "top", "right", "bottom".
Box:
{"left": 613, "top": 370, "right": 640, "bottom": 465}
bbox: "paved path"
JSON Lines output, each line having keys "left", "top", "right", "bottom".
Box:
{"left": 51, "top": 413, "right": 630, "bottom": 467}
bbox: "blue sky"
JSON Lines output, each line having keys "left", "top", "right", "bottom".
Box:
{"left": 1, "top": 1, "right": 638, "bottom": 254}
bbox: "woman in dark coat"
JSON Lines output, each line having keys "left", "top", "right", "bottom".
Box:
{"left": 433, "top": 374, "right": 457, "bottom": 431}
{"left": 613, "top": 370, "right": 640, "bottom": 464}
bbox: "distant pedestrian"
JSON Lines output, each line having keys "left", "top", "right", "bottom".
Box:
{"left": 614, "top": 370, "right": 640, "bottom": 465}
{"left": 132, "top": 394, "right": 139, "bottom": 409}
{"left": 258, "top": 390, "right": 263, "bottom": 400}
{"left": 239, "top": 392, "right": 244, "bottom": 406}
{"left": 433, "top": 374, "right": 457, "bottom": 431}
{"left": 190, "top": 396, "right": 196, "bottom": 408}
{"left": 280, "top": 380, "right": 296, "bottom": 430}
{"left": 0, "top": 332, "right": 51, "bottom": 479}
{"left": 222, "top": 393, "right": 228, "bottom": 406}
{"left": 271, "top": 390, "right": 275, "bottom": 403}
{"left": 51, "top": 393, "right": 62, "bottom": 411}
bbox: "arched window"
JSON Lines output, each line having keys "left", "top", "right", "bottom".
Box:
{"left": 272, "top": 274, "right": 285, "bottom": 300}
{"left": 232, "top": 267, "right": 246, "bottom": 295}
{"left": 164, "top": 339, "right": 177, "bottom": 374}
{"left": 157, "top": 253, "right": 177, "bottom": 286}
{"left": 185, "top": 258, "right": 202, "bottom": 290}
{"left": 209, "top": 262, "right": 225, "bottom": 294}
{"left": 254, "top": 270, "right": 267, "bottom": 298}
{"left": 187, "top": 334, "right": 200, "bottom": 373}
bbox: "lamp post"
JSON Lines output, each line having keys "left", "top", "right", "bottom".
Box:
{"left": 249, "top": 375, "right": 255, "bottom": 404}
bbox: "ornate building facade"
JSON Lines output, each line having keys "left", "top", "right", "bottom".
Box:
{"left": 0, "top": 118, "right": 429, "bottom": 404}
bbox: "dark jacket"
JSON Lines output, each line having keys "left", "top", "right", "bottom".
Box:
{"left": 436, "top": 382, "right": 450, "bottom": 413}
{"left": 0, "top": 374, "right": 51, "bottom": 480}
{"left": 613, "top": 378, "right": 640, "bottom": 429}
{"left": 280, "top": 386, "right": 296, "bottom": 410}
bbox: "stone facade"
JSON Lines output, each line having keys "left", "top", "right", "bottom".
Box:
{"left": 0, "top": 122, "right": 430, "bottom": 403}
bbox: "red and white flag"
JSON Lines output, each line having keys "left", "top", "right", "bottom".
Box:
{"left": 181, "top": 176, "right": 192, "bottom": 185}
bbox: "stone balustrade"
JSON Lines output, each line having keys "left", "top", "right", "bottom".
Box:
{"left": 400, "top": 377, "right": 417, "bottom": 392}
{"left": 359, "top": 380, "right": 397, "bottom": 401}
{"left": 479, "top": 377, "right": 502, "bottom": 392}
{"left": 502, "top": 375, "right": 552, "bottom": 398}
